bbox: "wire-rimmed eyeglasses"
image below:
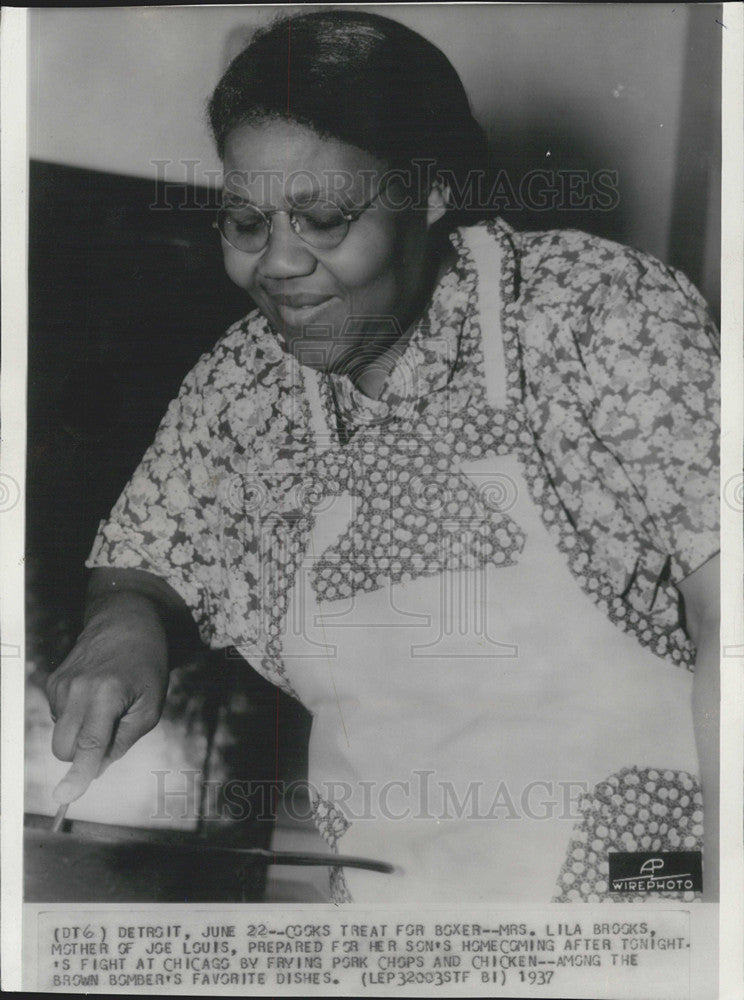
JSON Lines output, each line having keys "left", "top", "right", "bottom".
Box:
{"left": 213, "top": 177, "right": 394, "bottom": 254}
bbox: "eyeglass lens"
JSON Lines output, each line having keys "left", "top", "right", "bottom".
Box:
{"left": 218, "top": 201, "right": 350, "bottom": 252}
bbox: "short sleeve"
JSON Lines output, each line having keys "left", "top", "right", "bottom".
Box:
{"left": 86, "top": 346, "right": 232, "bottom": 646}
{"left": 582, "top": 250, "right": 720, "bottom": 585}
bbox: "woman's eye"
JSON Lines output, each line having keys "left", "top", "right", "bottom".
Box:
{"left": 301, "top": 207, "right": 345, "bottom": 232}
{"left": 231, "top": 214, "right": 265, "bottom": 235}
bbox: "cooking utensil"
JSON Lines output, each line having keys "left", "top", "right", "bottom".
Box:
{"left": 50, "top": 804, "right": 68, "bottom": 833}
{"left": 25, "top": 812, "right": 396, "bottom": 902}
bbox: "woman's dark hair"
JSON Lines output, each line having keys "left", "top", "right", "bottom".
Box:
{"left": 208, "top": 9, "right": 490, "bottom": 225}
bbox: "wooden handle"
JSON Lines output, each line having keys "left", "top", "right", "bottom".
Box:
{"left": 50, "top": 804, "right": 68, "bottom": 833}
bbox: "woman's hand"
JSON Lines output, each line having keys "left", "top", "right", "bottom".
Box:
{"left": 46, "top": 568, "right": 199, "bottom": 805}
{"left": 46, "top": 590, "right": 170, "bottom": 805}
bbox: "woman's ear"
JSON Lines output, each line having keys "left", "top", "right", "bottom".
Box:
{"left": 426, "top": 180, "right": 451, "bottom": 227}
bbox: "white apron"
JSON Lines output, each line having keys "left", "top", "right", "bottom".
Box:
{"left": 273, "top": 229, "right": 701, "bottom": 903}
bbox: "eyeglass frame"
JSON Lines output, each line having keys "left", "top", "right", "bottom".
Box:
{"left": 212, "top": 174, "right": 398, "bottom": 254}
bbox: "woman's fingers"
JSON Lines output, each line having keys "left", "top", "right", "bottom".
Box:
{"left": 96, "top": 707, "right": 159, "bottom": 778}
{"left": 51, "top": 684, "right": 128, "bottom": 804}
{"left": 44, "top": 601, "right": 170, "bottom": 806}
{"left": 52, "top": 709, "right": 115, "bottom": 804}
{"left": 50, "top": 694, "right": 86, "bottom": 762}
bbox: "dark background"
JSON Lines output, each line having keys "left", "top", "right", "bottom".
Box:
{"left": 26, "top": 162, "right": 312, "bottom": 855}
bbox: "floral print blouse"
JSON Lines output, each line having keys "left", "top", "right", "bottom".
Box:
{"left": 87, "top": 218, "right": 720, "bottom": 681}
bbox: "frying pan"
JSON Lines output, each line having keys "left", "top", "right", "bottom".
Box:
{"left": 24, "top": 811, "right": 395, "bottom": 903}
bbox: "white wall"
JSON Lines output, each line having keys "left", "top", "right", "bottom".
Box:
{"left": 28, "top": 4, "right": 708, "bottom": 266}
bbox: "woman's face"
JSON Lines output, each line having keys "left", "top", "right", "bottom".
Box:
{"left": 220, "top": 119, "right": 443, "bottom": 377}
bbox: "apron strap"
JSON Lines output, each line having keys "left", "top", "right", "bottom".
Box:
{"left": 460, "top": 227, "right": 507, "bottom": 411}
{"left": 301, "top": 366, "right": 335, "bottom": 454}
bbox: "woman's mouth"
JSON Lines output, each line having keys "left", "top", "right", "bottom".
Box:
{"left": 270, "top": 293, "right": 336, "bottom": 325}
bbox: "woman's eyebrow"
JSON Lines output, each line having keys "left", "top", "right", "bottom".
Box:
{"left": 221, "top": 189, "right": 337, "bottom": 209}
{"left": 286, "top": 180, "right": 358, "bottom": 207}
{"left": 221, "top": 172, "right": 376, "bottom": 211}
{"left": 222, "top": 167, "right": 373, "bottom": 208}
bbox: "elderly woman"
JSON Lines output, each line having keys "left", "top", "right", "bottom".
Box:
{"left": 48, "top": 10, "right": 720, "bottom": 904}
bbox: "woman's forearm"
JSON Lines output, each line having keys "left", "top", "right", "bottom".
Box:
{"left": 85, "top": 567, "right": 200, "bottom": 668}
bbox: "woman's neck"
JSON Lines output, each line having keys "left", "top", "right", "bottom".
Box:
{"left": 351, "top": 238, "right": 457, "bottom": 401}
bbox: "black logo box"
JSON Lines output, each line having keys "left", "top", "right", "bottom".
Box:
{"left": 608, "top": 851, "right": 703, "bottom": 893}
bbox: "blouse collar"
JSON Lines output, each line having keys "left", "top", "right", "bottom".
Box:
{"left": 255, "top": 218, "right": 519, "bottom": 430}
{"left": 326, "top": 218, "right": 518, "bottom": 429}
{"left": 328, "top": 251, "right": 472, "bottom": 427}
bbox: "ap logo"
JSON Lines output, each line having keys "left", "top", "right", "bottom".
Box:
{"left": 639, "top": 858, "right": 665, "bottom": 877}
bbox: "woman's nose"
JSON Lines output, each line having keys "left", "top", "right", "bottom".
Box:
{"left": 257, "top": 212, "right": 316, "bottom": 279}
